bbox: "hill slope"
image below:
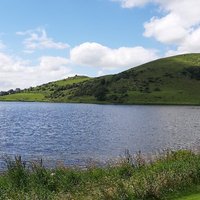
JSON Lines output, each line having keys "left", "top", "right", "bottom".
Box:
{"left": 1, "top": 53, "right": 200, "bottom": 105}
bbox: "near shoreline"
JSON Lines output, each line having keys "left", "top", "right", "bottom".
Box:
{"left": 1, "top": 149, "right": 200, "bottom": 200}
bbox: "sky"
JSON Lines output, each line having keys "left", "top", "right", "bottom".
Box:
{"left": 0, "top": 0, "right": 200, "bottom": 90}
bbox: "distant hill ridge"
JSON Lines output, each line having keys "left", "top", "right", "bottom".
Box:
{"left": 0, "top": 53, "right": 200, "bottom": 105}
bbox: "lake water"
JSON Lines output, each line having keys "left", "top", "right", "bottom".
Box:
{"left": 0, "top": 102, "right": 200, "bottom": 167}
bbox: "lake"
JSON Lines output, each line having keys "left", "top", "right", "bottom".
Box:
{"left": 0, "top": 102, "right": 200, "bottom": 167}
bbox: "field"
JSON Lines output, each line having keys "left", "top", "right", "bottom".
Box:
{"left": 0, "top": 93, "right": 47, "bottom": 102}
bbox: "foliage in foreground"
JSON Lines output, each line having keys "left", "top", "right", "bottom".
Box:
{"left": 0, "top": 150, "right": 200, "bottom": 200}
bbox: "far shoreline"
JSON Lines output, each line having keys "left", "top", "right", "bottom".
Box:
{"left": 0, "top": 99, "right": 200, "bottom": 106}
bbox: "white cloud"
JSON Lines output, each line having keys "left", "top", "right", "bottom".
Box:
{"left": 143, "top": 1, "right": 200, "bottom": 45}
{"left": 112, "top": 0, "right": 150, "bottom": 8}
{"left": 114, "top": 0, "right": 200, "bottom": 55}
{"left": 70, "top": 42, "right": 158, "bottom": 69}
{"left": 144, "top": 13, "right": 188, "bottom": 45}
{"left": 177, "top": 28, "right": 200, "bottom": 53}
{"left": 145, "top": 1, "right": 200, "bottom": 54}
{"left": 0, "top": 53, "right": 73, "bottom": 91}
{"left": 166, "top": 27, "right": 200, "bottom": 56}
{"left": 17, "top": 28, "right": 69, "bottom": 51}
{"left": 97, "top": 70, "right": 105, "bottom": 76}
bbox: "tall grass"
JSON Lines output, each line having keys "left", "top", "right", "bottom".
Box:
{"left": 0, "top": 150, "right": 200, "bottom": 199}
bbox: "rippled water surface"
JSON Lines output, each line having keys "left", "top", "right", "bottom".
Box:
{"left": 0, "top": 102, "right": 200, "bottom": 166}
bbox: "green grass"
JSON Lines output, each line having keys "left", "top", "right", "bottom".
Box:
{"left": 1, "top": 150, "right": 200, "bottom": 199}
{"left": 176, "top": 193, "right": 200, "bottom": 200}
{"left": 0, "top": 92, "right": 47, "bottom": 102}
{"left": 1, "top": 54, "right": 200, "bottom": 105}
{"left": 54, "top": 76, "right": 91, "bottom": 86}
{"left": 0, "top": 75, "right": 91, "bottom": 102}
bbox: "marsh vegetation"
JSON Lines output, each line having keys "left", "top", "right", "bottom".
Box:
{"left": 0, "top": 150, "right": 200, "bottom": 200}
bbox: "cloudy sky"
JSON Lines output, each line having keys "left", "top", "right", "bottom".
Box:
{"left": 0, "top": 0, "right": 200, "bottom": 90}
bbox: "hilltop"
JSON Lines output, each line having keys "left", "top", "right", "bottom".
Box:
{"left": 0, "top": 53, "right": 200, "bottom": 105}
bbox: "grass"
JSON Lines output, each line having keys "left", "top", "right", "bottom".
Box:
{"left": 0, "top": 150, "right": 200, "bottom": 199}
{"left": 0, "top": 92, "right": 47, "bottom": 102}
{"left": 54, "top": 76, "right": 91, "bottom": 86}
{"left": 176, "top": 193, "right": 200, "bottom": 200}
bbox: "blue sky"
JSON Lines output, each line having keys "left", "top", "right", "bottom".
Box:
{"left": 0, "top": 0, "right": 200, "bottom": 90}
{"left": 0, "top": 0, "right": 156, "bottom": 47}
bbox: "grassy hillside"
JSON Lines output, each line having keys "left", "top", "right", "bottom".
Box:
{"left": 0, "top": 75, "right": 91, "bottom": 102}
{"left": 1, "top": 53, "right": 200, "bottom": 104}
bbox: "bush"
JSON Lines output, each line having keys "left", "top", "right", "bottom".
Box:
{"left": 94, "top": 85, "right": 108, "bottom": 101}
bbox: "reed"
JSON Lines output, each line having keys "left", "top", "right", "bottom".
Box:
{"left": 0, "top": 150, "right": 200, "bottom": 199}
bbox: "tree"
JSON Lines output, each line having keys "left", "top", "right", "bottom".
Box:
{"left": 94, "top": 86, "right": 107, "bottom": 101}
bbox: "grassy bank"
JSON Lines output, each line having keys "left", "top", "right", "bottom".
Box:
{"left": 0, "top": 150, "right": 200, "bottom": 199}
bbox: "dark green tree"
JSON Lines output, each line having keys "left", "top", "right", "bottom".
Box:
{"left": 94, "top": 86, "right": 107, "bottom": 101}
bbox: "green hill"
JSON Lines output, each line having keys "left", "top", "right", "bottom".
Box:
{"left": 1, "top": 53, "right": 200, "bottom": 105}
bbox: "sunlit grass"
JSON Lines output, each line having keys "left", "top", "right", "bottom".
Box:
{"left": 0, "top": 92, "right": 47, "bottom": 102}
